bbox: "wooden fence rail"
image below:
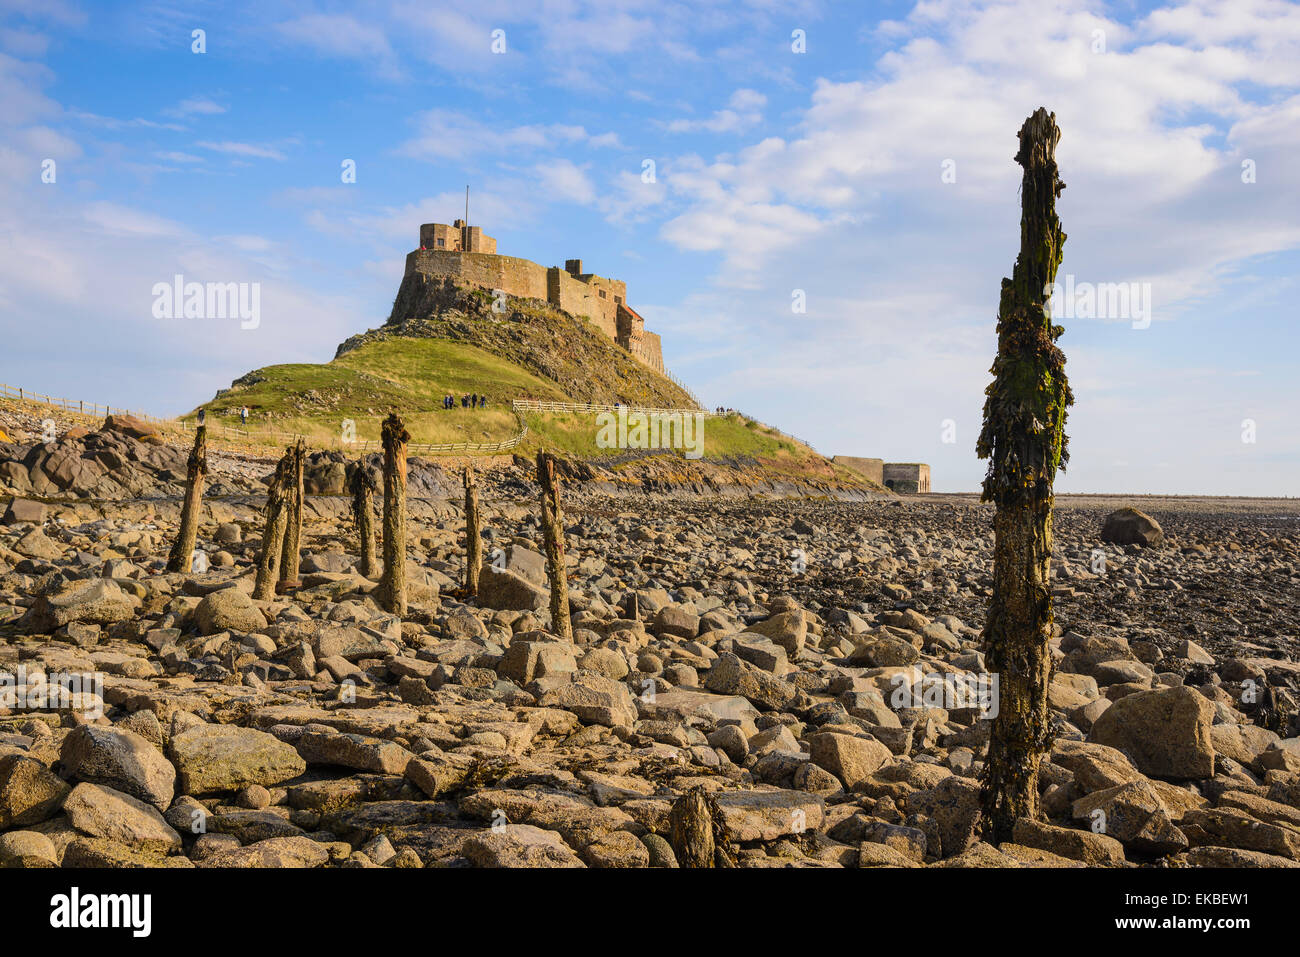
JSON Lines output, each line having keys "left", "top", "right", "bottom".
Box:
{"left": 512, "top": 399, "right": 721, "bottom": 417}
{"left": 0, "top": 383, "right": 171, "bottom": 426}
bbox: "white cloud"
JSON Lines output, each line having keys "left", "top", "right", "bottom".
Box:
{"left": 276, "top": 13, "right": 402, "bottom": 79}
{"left": 533, "top": 159, "right": 596, "bottom": 206}
{"left": 163, "top": 96, "right": 226, "bottom": 118}
{"left": 666, "top": 87, "right": 767, "bottom": 133}
{"left": 397, "top": 109, "right": 614, "bottom": 160}
{"left": 82, "top": 201, "right": 188, "bottom": 239}
{"left": 196, "top": 140, "right": 287, "bottom": 161}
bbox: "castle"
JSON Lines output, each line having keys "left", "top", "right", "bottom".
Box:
{"left": 405, "top": 220, "right": 664, "bottom": 372}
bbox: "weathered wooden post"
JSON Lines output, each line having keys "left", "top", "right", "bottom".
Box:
{"left": 166, "top": 423, "right": 207, "bottom": 573}
{"left": 378, "top": 413, "right": 410, "bottom": 616}
{"left": 976, "top": 108, "right": 1074, "bottom": 843}
{"left": 463, "top": 464, "right": 482, "bottom": 597}
{"left": 536, "top": 450, "right": 572, "bottom": 640}
{"left": 668, "top": 790, "right": 715, "bottom": 868}
{"left": 253, "top": 452, "right": 294, "bottom": 600}
{"left": 349, "top": 459, "right": 378, "bottom": 578}
{"left": 278, "top": 438, "right": 305, "bottom": 589}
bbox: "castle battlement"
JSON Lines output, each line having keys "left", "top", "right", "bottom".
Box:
{"left": 409, "top": 222, "right": 663, "bottom": 373}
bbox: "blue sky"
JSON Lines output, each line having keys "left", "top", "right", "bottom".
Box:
{"left": 1, "top": 0, "right": 1297, "bottom": 494}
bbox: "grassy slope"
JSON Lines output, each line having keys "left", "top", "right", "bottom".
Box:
{"left": 184, "top": 339, "right": 835, "bottom": 476}
{"left": 188, "top": 338, "right": 567, "bottom": 446}
{"left": 183, "top": 283, "right": 855, "bottom": 481}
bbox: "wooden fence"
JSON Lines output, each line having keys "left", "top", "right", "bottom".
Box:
{"left": 511, "top": 399, "right": 721, "bottom": 417}
{"left": 0, "top": 383, "right": 171, "bottom": 426}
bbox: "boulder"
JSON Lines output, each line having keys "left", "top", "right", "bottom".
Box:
{"left": 477, "top": 565, "right": 549, "bottom": 613}
{"left": 1070, "top": 780, "right": 1187, "bottom": 855}
{"left": 462, "top": 824, "right": 585, "bottom": 868}
{"left": 0, "top": 754, "right": 71, "bottom": 828}
{"left": 198, "top": 835, "right": 331, "bottom": 868}
{"left": 168, "top": 724, "right": 306, "bottom": 794}
{"left": 0, "top": 829, "right": 59, "bottom": 867}
{"left": 1101, "top": 508, "right": 1164, "bottom": 548}
{"left": 195, "top": 587, "right": 266, "bottom": 635}
{"left": 103, "top": 414, "right": 164, "bottom": 444}
{"left": 538, "top": 673, "right": 638, "bottom": 728}
{"left": 498, "top": 639, "right": 577, "bottom": 685}
{"left": 60, "top": 725, "right": 176, "bottom": 809}
{"left": 1088, "top": 686, "right": 1215, "bottom": 779}
{"left": 61, "top": 782, "right": 182, "bottom": 853}
{"left": 1, "top": 497, "right": 45, "bottom": 526}
{"left": 703, "top": 652, "right": 799, "bottom": 711}
{"left": 21, "top": 578, "right": 137, "bottom": 632}
{"left": 745, "top": 611, "right": 808, "bottom": 659}
{"left": 808, "top": 732, "right": 892, "bottom": 789}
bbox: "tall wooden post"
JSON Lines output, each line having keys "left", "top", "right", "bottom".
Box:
{"left": 349, "top": 459, "right": 378, "bottom": 578}
{"left": 378, "top": 413, "right": 410, "bottom": 616}
{"left": 464, "top": 465, "right": 482, "bottom": 597}
{"left": 253, "top": 452, "right": 294, "bottom": 600}
{"left": 976, "top": 108, "right": 1074, "bottom": 843}
{"left": 536, "top": 450, "right": 572, "bottom": 640}
{"left": 166, "top": 424, "right": 207, "bottom": 573}
{"left": 278, "top": 438, "right": 305, "bottom": 589}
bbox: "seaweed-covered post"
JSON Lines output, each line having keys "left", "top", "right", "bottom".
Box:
{"left": 253, "top": 452, "right": 294, "bottom": 600}
{"left": 278, "top": 438, "right": 305, "bottom": 589}
{"left": 464, "top": 465, "right": 483, "bottom": 597}
{"left": 378, "top": 413, "right": 410, "bottom": 616}
{"left": 349, "top": 458, "right": 378, "bottom": 578}
{"left": 536, "top": 450, "right": 572, "bottom": 640}
{"left": 976, "top": 107, "right": 1074, "bottom": 843}
{"left": 166, "top": 422, "right": 207, "bottom": 573}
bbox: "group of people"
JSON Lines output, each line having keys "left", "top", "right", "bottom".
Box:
{"left": 443, "top": 393, "right": 487, "bottom": 409}
{"left": 714, "top": 406, "right": 737, "bottom": 415}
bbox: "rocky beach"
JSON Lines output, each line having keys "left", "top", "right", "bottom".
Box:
{"left": 2, "top": 418, "right": 1297, "bottom": 870}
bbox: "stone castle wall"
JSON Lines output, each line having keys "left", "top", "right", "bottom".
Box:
{"left": 404, "top": 250, "right": 548, "bottom": 301}
{"left": 832, "top": 456, "right": 884, "bottom": 485}
{"left": 547, "top": 267, "right": 619, "bottom": 339}
{"left": 636, "top": 331, "right": 664, "bottom": 373}
{"left": 882, "top": 463, "right": 931, "bottom": 494}
{"left": 405, "top": 237, "right": 663, "bottom": 374}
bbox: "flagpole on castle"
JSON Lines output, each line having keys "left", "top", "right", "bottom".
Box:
{"left": 465, "top": 185, "right": 469, "bottom": 225}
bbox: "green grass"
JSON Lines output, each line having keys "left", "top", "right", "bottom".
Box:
{"left": 186, "top": 338, "right": 569, "bottom": 446}
{"left": 183, "top": 335, "right": 832, "bottom": 477}
{"left": 518, "top": 411, "right": 820, "bottom": 465}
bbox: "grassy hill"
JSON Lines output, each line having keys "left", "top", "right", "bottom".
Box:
{"left": 186, "top": 280, "right": 873, "bottom": 487}
{"left": 195, "top": 337, "right": 567, "bottom": 447}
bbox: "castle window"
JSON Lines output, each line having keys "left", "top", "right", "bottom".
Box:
{"left": 599, "top": 290, "right": 607, "bottom": 298}
{"left": 615, "top": 296, "right": 623, "bottom": 304}
{"left": 436, "top": 239, "right": 445, "bottom": 247}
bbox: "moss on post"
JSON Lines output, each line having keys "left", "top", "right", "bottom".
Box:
{"left": 166, "top": 424, "right": 207, "bottom": 574}
{"left": 349, "top": 458, "right": 378, "bottom": 579}
{"left": 464, "top": 465, "right": 482, "bottom": 597}
{"left": 976, "top": 107, "right": 1074, "bottom": 843}
{"left": 536, "top": 450, "right": 572, "bottom": 640}
{"left": 378, "top": 413, "right": 410, "bottom": 616}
